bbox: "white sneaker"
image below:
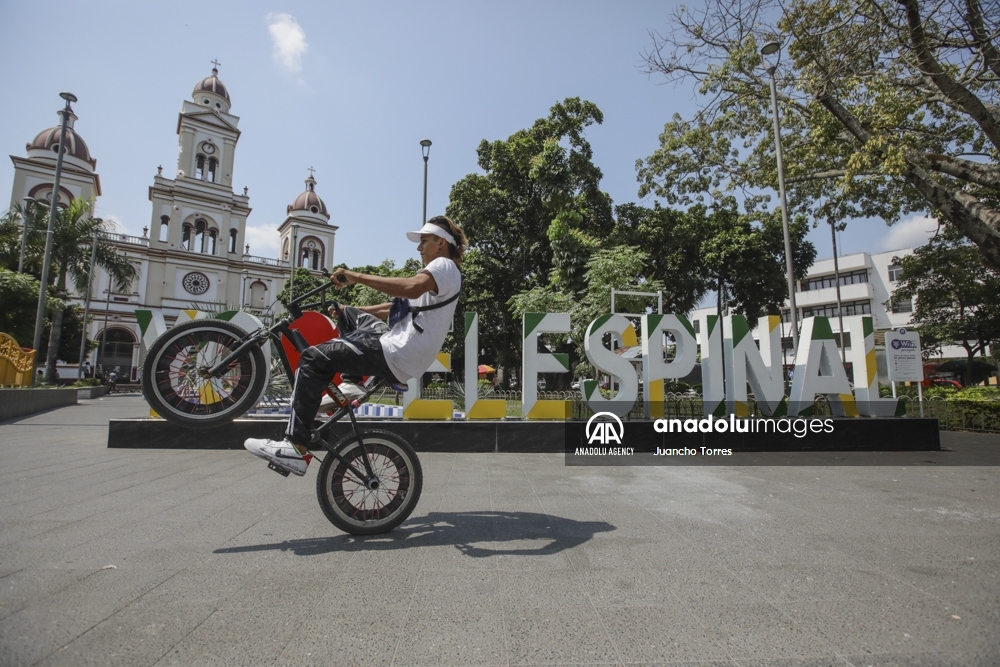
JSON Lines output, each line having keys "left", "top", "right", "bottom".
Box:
{"left": 337, "top": 381, "right": 367, "bottom": 402}
{"left": 244, "top": 438, "right": 311, "bottom": 476}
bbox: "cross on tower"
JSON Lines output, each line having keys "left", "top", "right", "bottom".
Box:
{"left": 307, "top": 166, "right": 316, "bottom": 177}
{"left": 211, "top": 59, "right": 221, "bottom": 70}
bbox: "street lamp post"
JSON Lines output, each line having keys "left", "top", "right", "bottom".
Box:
{"left": 290, "top": 223, "right": 300, "bottom": 296}
{"left": 241, "top": 269, "right": 249, "bottom": 309}
{"left": 830, "top": 220, "right": 847, "bottom": 365}
{"left": 31, "top": 91, "right": 77, "bottom": 385}
{"left": 760, "top": 42, "right": 799, "bottom": 353}
{"left": 420, "top": 139, "right": 432, "bottom": 224}
{"left": 18, "top": 197, "right": 36, "bottom": 273}
{"left": 77, "top": 229, "right": 100, "bottom": 380}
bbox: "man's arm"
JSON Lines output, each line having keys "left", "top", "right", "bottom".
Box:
{"left": 331, "top": 268, "right": 439, "bottom": 299}
{"left": 330, "top": 302, "right": 391, "bottom": 321}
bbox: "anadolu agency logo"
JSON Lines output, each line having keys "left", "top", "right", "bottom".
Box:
{"left": 575, "top": 412, "right": 635, "bottom": 456}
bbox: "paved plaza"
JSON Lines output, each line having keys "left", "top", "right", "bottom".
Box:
{"left": 1, "top": 395, "right": 998, "bottom": 666}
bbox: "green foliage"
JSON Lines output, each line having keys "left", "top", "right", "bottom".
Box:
{"left": 447, "top": 98, "right": 614, "bottom": 372}
{"left": 892, "top": 229, "right": 1000, "bottom": 385}
{"left": 639, "top": 0, "right": 1000, "bottom": 268}
{"left": 277, "top": 268, "right": 328, "bottom": 306}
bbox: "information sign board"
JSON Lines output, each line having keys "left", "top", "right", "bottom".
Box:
{"left": 885, "top": 328, "right": 923, "bottom": 383}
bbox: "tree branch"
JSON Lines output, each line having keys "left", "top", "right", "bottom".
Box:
{"left": 964, "top": 0, "right": 1000, "bottom": 79}
{"left": 898, "top": 0, "right": 1000, "bottom": 150}
{"left": 914, "top": 153, "right": 1000, "bottom": 187}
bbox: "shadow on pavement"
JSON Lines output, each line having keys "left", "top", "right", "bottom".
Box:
{"left": 213, "top": 510, "right": 616, "bottom": 558}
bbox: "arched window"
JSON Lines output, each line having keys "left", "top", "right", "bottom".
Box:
{"left": 159, "top": 215, "right": 169, "bottom": 242}
{"left": 181, "top": 223, "right": 192, "bottom": 251}
{"left": 195, "top": 219, "right": 207, "bottom": 253}
{"left": 207, "top": 158, "right": 218, "bottom": 183}
{"left": 195, "top": 154, "right": 205, "bottom": 180}
{"left": 301, "top": 248, "right": 310, "bottom": 268}
{"left": 229, "top": 229, "right": 238, "bottom": 254}
{"left": 250, "top": 280, "right": 267, "bottom": 307}
{"left": 208, "top": 229, "right": 218, "bottom": 255}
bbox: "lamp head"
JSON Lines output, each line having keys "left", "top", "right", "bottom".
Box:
{"left": 420, "top": 138, "right": 432, "bottom": 159}
{"left": 760, "top": 41, "right": 781, "bottom": 56}
{"left": 59, "top": 91, "right": 78, "bottom": 104}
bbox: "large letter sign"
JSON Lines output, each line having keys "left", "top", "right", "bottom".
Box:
{"left": 464, "top": 313, "right": 506, "bottom": 419}
{"left": 696, "top": 314, "right": 725, "bottom": 417}
{"left": 789, "top": 316, "right": 857, "bottom": 417}
{"left": 724, "top": 315, "right": 787, "bottom": 417}
{"left": 641, "top": 314, "right": 697, "bottom": 419}
{"left": 582, "top": 314, "right": 639, "bottom": 417}
{"left": 522, "top": 313, "right": 572, "bottom": 419}
{"left": 843, "top": 315, "right": 904, "bottom": 417}
{"left": 403, "top": 352, "right": 453, "bottom": 419}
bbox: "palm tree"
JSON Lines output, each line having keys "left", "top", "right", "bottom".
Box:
{"left": 21, "top": 198, "right": 140, "bottom": 383}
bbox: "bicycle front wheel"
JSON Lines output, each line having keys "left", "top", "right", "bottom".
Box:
{"left": 142, "top": 319, "right": 267, "bottom": 428}
{"left": 316, "top": 430, "right": 423, "bottom": 535}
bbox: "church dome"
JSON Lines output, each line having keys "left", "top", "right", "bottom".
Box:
{"left": 193, "top": 67, "right": 230, "bottom": 102}
{"left": 28, "top": 112, "right": 96, "bottom": 169}
{"left": 287, "top": 175, "right": 329, "bottom": 217}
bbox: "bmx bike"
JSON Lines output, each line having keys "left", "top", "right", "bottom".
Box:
{"left": 140, "top": 272, "right": 421, "bottom": 536}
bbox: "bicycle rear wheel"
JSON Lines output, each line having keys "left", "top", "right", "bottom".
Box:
{"left": 142, "top": 319, "right": 267, "bottom": 428}
{"left": 316, "top": 429, "right": 423, "bottom": 535}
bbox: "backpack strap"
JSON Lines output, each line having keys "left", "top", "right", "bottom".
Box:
{"left": 409, "top": 290, "right": 460, "bottom": 333}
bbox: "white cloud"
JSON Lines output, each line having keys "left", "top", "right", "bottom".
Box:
{"left": 266, "top": 13, "right": 308, "bottom": 75}
{"left": 244, "top": 225, "right": 280, "bottom": 259}
{"left": 878, "top": 215, "right": 941, "bottom": 251}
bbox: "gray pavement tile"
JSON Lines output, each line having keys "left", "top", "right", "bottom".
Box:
{"left": 0, "top": 566, "right": 181, "bottom": 666}
{"left": 599, "top": 604, "right": 732, "bottom": 663}
{"left": 503, "top": 607, "right": 623, "bottom": 665}
{"left": 151, "top": 607, "right": 300, "bottom": 667}
{"left": 733, "top": 658, "right": 853, "bottom": 666}
{"left": 390, "top": 606, "right": 509, "bottom": 666}
{"left": 657, "top": 566, "right": 766, "bottom": 606}
{"left": 841, "top": 652, "right": 981, "bottom": 666}
{"left": 415, "top": 570, "right": 501, "bottom": 611}
{"left": 270, "top": 611, "right": 407, "bottom": 667}
{"left": 693, "top": 602, "right": 840, "bottom": 661}
{"left": 0, "top": 568, "right": 95, "bottom": 621}
{"left": 498, "top": 569, "right": 598, "bottom": 611}
{"left": 882, "top": 560, "right": 1000, "bottom": 600}
{"left": 731, "top": 564, "right": 927, "bottom": 603}
{"left": 36, "top": 601, "right": 217, "bottom": 667}
{"left": 773, "top": 599, "right": 970, "bottom": 657}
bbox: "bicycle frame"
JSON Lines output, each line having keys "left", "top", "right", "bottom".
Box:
{"left": 204, "top": 276, "right": 389, "bottom": 486}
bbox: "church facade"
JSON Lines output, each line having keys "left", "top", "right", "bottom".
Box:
{"left": 8, "top": 68, "right": 336, "bottom": 381}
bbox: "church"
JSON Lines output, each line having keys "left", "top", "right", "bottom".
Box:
{"left": 8, "top": 67, "right": 335, "bottom": 382}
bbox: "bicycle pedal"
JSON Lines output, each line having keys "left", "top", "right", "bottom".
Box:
{"left": 267, "top": 461, "right": 291, "bottom": 477}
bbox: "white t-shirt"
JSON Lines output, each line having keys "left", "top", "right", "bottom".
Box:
{"left": 380, "top": 257, "right": 461, "bottom": 382}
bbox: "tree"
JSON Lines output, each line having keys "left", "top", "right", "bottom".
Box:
{"left": 638, "top": 0, "right": 1000, "bottom": 267}
{"left": 447, "top": 98, "right": 614, "bottom": 372}
{"left": 277, "top": 267, "right": 329, "bottom": 306}
{"left": 891, "top": 228, "right": 1000, "bottom": 385}
{"left": 0, "top": 269, "right": 88, "bottom": 371}
{"left": 3, "top": 199, "right": 138, "bottom": 382}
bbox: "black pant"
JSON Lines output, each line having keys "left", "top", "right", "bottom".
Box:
{"left": 285, "top": 307, "right": 395, "bottom": 447}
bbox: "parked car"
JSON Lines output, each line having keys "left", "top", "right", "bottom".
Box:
{"left": 923, "top": 377, "right": 962, "bottom": 388}
{"left": 570, "top": 378, "right": 593, "bottom": 390}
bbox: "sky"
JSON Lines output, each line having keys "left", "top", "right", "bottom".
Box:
{"left": 0, "top": 1, "right": 937, "bottom": 284}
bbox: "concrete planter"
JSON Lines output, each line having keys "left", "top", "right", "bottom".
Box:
{"left": 0, "top": 388, "right": 78, "bottom": 422}
{"left": 77, "top": 386, "right": 109, "bottom": 400}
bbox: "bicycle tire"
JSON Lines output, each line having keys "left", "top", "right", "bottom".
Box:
{"left": 316, "top": 429, "right": 423, "bottom": 535}
{"left": 142, "top": 319, "right": 267, "bottom": 429}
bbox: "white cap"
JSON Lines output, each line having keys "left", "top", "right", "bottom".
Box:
{"left": 406, "top": 221, "right": 456, "bottom": 246}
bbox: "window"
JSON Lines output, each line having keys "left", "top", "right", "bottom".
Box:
{"left": 888, "top": 265, "right": 903, "bottom": 282}
{"left": 802, "top": 299, "right": 871, "bottom": 318}
{"left": 801, "top": 269, "right": 869, "bottom": 292}
{"left": 229, "top": 229, "right": 238, "bottom": 254}
{"left": 208, "top": 229, "right": 218, "bottom": 255}
{"left": 181, "top": 223, "right": 192, "bottom": 251}
{"left": 891, "top": 297, "right": 913, "bottom": 313}
{"left": 693, "top": 320, "right": 700, "bottom": 334}
{"left": 207, "top": 158, "right": 218, "bottom": 183}
{"left": 194, "top": 154, "right": 205, "bottom": 180}
{"left": 194, "top": 219, "right": 207, "bottom": 253}
{"left": 159, "top": 215, "right": 169, "bottom": 242}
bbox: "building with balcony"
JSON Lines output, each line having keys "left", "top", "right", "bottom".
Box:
{"left": 8, "top": 68, "right": 338, "bottom": 382}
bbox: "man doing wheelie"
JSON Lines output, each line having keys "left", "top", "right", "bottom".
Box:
{"left": 244, "top": 216, "right": 465, "bottom": 476}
